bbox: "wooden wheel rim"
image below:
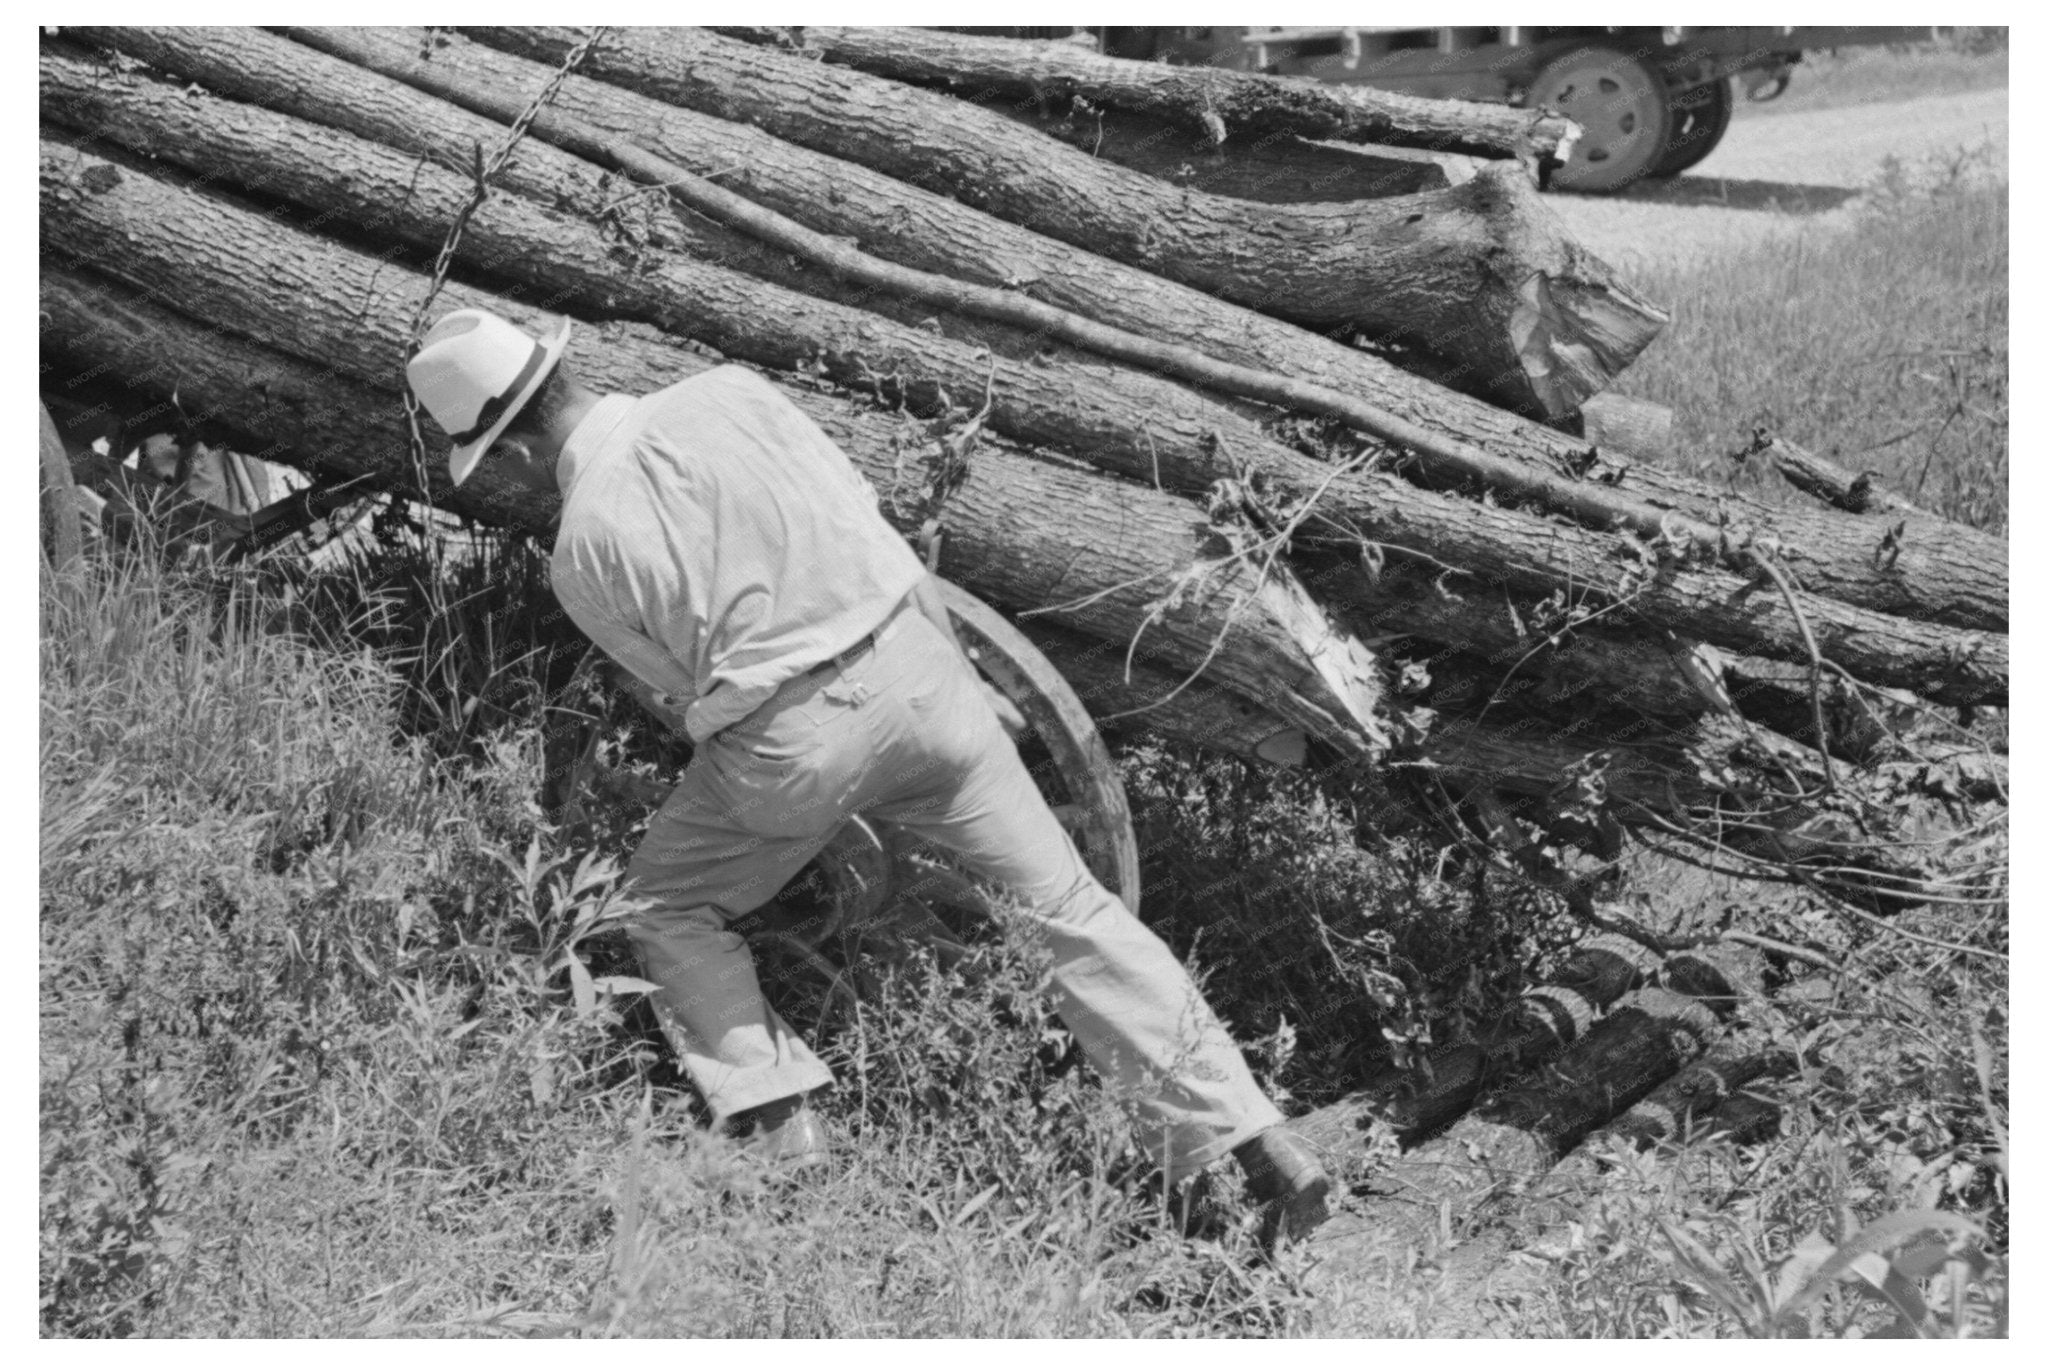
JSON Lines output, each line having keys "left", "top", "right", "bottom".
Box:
{"left": 927, "top": 578, "right": 1141, "bottom": 916}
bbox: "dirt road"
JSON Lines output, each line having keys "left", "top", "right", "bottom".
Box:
{"left": 1544, "top": 87, "right": 2008, "bottom": 270}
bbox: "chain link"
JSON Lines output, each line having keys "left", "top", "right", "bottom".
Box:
{"left": 399, "top": 27, "right": 608, "bottom": 512}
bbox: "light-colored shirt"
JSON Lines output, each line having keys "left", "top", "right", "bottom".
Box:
{"left": 550, "top": 365, "right": 927, "bottom": 744}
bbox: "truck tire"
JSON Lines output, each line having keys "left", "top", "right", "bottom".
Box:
{"left": 1649, "top": 78, "right": 1735, "bottom": 178}
{"left": 1527, "top": 45, "right": 1673, "bottom": 193}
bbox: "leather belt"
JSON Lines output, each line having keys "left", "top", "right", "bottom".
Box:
{"left": 805, "top": 629, "right": 879, "bottom": 678}
{"left": 801, "top": 596, "right": 914, "bottom": 680}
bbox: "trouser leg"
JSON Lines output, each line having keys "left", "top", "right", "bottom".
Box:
{"left": 862, "top": 616, "right": 1283, "bottom": 1183}
{"left": 626, "top": 901, "right": 834, "bottom": 1120}
{"left": 622, "top": 763, "right": 837, "bottom": 1122}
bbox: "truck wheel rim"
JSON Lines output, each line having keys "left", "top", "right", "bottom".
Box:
{"left": 1530, "top": 47, "right": 1673, "bottom": 192}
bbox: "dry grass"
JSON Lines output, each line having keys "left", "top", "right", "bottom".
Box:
{"left": 1621, "top": 163, "right": 2008, "bottom": 533}
{"left": 1745, "top": 37, "right": 2008, "bottom": 118}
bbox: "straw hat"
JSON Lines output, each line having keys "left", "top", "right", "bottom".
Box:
{"left": 405, "top": 309, "right": 572, "bottom": 487}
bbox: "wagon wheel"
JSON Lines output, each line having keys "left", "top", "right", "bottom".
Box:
{"left": 541, "top": 580, "right": 1140, "bottom": 1014}
{"left": 924, "top": 578, "right": 1141, "bottom": 916}
{"left": 1528, "top": 46, "right": 1673, "bottom": 193}
{"left": 1649, "top": 78, "right": 1734, "bottom": 179}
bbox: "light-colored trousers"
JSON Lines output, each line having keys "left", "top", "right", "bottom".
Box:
{"left": 621, "top": 603, "right": 1282, "bottom": 1182}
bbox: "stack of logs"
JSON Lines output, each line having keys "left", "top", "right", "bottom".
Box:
{"left": 40, "top": 25, "right": 2006, "bottom": 908}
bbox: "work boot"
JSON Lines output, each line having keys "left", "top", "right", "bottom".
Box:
{"left": 1233, "top": 1126, "right": 1333, "bottom": 1248}
{"left": 730, "top": 1093, "right": 831, "bottom": 1173}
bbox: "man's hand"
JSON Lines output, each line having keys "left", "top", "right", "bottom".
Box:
{"left": 982, "top": 682, "right": 1029, "bottom": 740}
{"left": 908, "top": 571, "right": 969, "bottom": 655}
{"left": 910, "top": 573, "right": 1025, "bottom": 738}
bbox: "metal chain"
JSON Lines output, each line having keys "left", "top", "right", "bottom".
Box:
{"left": 399, "top": 26, "right": 608, "bottom": 510}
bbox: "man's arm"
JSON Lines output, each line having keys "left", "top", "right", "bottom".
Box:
{"left": 555, "top": 576, "right": 696, "bottom": 727}
{"left": 907, "top": 571, "right": 1027, "bottom": 739}
{"left": 909, "top": 570, "right": 968, "bottom": 656}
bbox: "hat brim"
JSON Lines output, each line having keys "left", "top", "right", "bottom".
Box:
{"left": 447, "top": 316, "right": 573, "bottom": 488}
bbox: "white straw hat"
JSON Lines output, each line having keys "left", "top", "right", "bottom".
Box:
{"left": 405, "top": 309, "right": 572, "bottom": 487}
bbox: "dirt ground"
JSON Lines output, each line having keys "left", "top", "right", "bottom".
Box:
{"left": 1543, "top": 87, "right": 2008, "bottom": 269}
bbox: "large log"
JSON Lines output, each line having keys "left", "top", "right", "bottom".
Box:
{"left": 452, "top": 25, "right": 1666, "bottom": 419}
{"left": 1287, "top": 932, "right": 1661, "bottom": 1149}
{"left": 24, "top": 66, "right": 1859, "bottom": 716}
{"left": 713, "top": 24, "right": 1578, "bottom": 163}
{"left": 1295, "top": 985, "right": 1719, "bottom": 1327}
{"left": 29, "top": 60, "right": 1651, "bottom": 729}
{"left": 1573, "top": 392, "right": 1676, "bottom": 463}
{"left": 38, "top": 399, "right": 83, "bottom": 570}
{"left": 1412, "top": 1044, "right": 1799, "bottom": 1332}
{"left": 366, "top": 26, "right": 2007, "bottom": 639}
{"left": 978, "top": 101, "right": 1456, "bottom": 203}
{"left": 35, "top": 263, "right": 1389, "bottom": 753}
{"left": 92, "top": 27, "right": 2003, "bottom": 638}
{"left": 42, "top": 247, "right": 1932, "bottom": 903}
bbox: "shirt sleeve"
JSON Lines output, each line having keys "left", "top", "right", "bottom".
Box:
{"left": 553, "top": 572, "right": 695, "bottom": 716}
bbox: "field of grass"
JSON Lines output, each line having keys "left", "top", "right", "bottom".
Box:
{"left": 38, "top": 65, "right": 2008, "bottom": 1339}
{"left": 1622, "top": 165, "right": 2008, "bottom": 534}
{"left": 1742, "top": 37, "right": 2008, "bottom": 118}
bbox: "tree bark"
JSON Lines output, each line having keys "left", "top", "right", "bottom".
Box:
{"left": 1295, "top": 986, "right": 1720, "bottom": 1321}
{"left": 450, "top": 25, "right": 1666, "bottom": 419}
{"left": 42, "top": 78, "right": 1997, "bottom": 718}
{"left": 1748, "top": 429, "right": 1934, "bottom": 520}
{"left": 39, "top": 399, "right": 83, "bottom": 570}
{"left": 1287, "top": 932, "right": 1661, "bottom": 1149}
{"left": 1574, "top": 392, "right": 1676, "bottom": 463}
{"left": 1606, "top": 1046, "right": 1797, "bottom": 1147}
{"left": 36, "top": 262, "right": 1389, "bottom": 752}
{"left": 93, "top": 26, "right": 2001, "bottom": 638}
{"left": 976, "top": 101, "right": 1455, "bottom": 202}
{"left": 1414, "top": 1044, "right": 1798, "bottom": 1331}
{"left": 712, "top": 24, "right": 1578, "bottom": 163}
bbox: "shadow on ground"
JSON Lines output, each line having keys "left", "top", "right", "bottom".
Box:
{"left": 1576, "top": 176, "right": 1862, "bottom": 214}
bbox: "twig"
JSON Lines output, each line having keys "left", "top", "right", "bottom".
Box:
{"left": 596, "top": 164, "right": 745, "bottom": 215}
{"left": 1719, "top": 929, "right": 1841, "bottom": 974}
{"left": 1767, "top": 850, "right": 2006, "bottom": 962}
{"left": 1744, "top": 546, "right": 1834, "bottom": 791}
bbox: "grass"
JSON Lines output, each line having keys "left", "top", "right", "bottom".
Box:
{"left": 1620, "top": 164, "right": 2008, "bottom": 533}
{"left": 1742, "top": 37, "right": 2008, "bottom": 118}
{"left": 35, "top": 539, "right": 1348, "bottom": 1337}
{"left": 38, "top": 518, "right": 2008, "bottom": 1337}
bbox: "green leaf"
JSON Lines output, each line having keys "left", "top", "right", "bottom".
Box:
{"left": 565, "top": 953, "right": 596, "bottom": 1020}
{"left": 1771, "top": 1230, "right": 1834, "bottom": 1314}
{"left": 592, "top": 975, "right": 659, "bottom": 998}
{"left": 1658, "top": 1218, "right": 1761, "bottom": 1335}
{"left": 1845, "top": 1251, "right": 1929, "bottom": 1337}
{"left": 952, "top": 1185, "right": 999, "bottom": 1226}
{"left": 1777, "top": 1210, "right": 1983, "bottom": 1321}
